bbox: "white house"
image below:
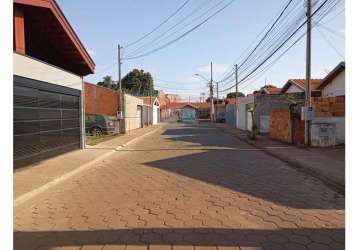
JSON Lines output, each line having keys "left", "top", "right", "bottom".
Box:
{"left": 280, "top": 79, "right": 322, "bottom": 96}
{"left": 317, "top": 62, "right": 345, "bottom": 97}
{"left": 181, "top": 104, "right": 198, "bottom": 123}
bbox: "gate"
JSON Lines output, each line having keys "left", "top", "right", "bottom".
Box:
{"left": 14, "top": 75, "right": 81, "bottom": 167}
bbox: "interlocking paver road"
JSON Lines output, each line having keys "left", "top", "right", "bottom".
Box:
{"left": 14, "top": 122, "right": 345, "bottom": 250}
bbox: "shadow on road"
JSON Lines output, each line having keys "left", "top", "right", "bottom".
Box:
{"left": 143, "top": 123, "right": 344, "bottom": 210}
{"left": 14, "top": 227, "right": 344, "bottom": 250}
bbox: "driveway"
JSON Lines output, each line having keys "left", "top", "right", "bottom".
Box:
{"left": 14, "top": 122, "right": 345, "bottom": 250}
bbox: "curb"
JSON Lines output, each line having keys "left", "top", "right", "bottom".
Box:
{"left": 216, "top": 126, "right": 345, "bottom": 195}
{"left": 14, "top": 126, "right": 162, "bottom": 207}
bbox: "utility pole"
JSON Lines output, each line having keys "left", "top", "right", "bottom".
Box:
{"left": 210, "top": 62, "right": 215, "bottom": 122}
{"left": 235, "top": 64, "right": 239, "bottom": 128}
{"left": 216, "top": 81, "right": 219, "bottom": 121}
{"left": 304, "top": 0, "right": 312, "bottom": 146}
{"left": 118, "top": 44, "right": 123, "bottom": 118}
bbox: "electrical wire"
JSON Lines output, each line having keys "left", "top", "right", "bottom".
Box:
{"left": 124, "top": 0, "right": 191, "bottom": 48}
{"left": 125, "top": 0, "right": 236, "bottom": 60}
{"left": 219, "top": 0, "right": 339, "bottom": 93}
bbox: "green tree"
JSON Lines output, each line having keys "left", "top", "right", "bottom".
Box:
{"left": 226, "top": 92, "right": 245, "bottom": 98}
{"left": 121, "top": 69, "right": 154, "bottom": 95}
{"left": 97, "top": 75, "right": 117, "bottom": 90}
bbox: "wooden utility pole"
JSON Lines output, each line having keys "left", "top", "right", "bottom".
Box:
{"left": 210, "top": 62, "right": 215, "bottom": 122}
{"left": 304, "top": 0, "right": 312, "bottom": 146}
{"left": 235, "top": 64, "right": 239, "bottom": 128}
{"left": 118, "top": 44, "right": 124, "bottom": 119}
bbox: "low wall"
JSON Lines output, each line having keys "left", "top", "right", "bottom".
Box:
{"left": 84, "top": 83, "right": 120, "bottom": 116}
{"left": 237, "top": 95, "right": 254, "bottom": 130}
{"left": 311, "top": 96, "right": 345, "bottom": 145}
{"left": 270, "top": 109, "right": 292, "bottom": 143}
{"left": 312, "top": 96, "right": 345, "bottom": 117}
{"left": 225, "top": 104, "right": 237, "bottom": 127}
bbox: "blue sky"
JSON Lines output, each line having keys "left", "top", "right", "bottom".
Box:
{"left": 57, "top": 0, "right": 345, "bottom": 101}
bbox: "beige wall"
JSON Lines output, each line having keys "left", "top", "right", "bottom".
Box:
{"left": 237, "top": 95, "right": 254, "bottom": 130}
{"left": 124, "top": 94, "right": 144, "bottom": 132}
{"left": 286, "top": 84, "right": 304, "bottom": 93}
{"left": 13, "top": 53, "right": 82, "bottom": 90}
{"left": 322, "top": 70, "right": 345, "bottom": 97}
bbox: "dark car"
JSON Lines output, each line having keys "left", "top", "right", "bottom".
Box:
{"left": 85, "top": 114, "right": 119, "bottom": 136}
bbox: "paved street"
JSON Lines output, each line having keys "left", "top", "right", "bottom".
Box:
{"left": 14, "top": 122, "right": 345, "bottom": 250}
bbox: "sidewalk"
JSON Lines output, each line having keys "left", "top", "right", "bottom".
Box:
{"left": 14, "top": 125, "right": 162, "bottom": 201}
{"left": 215, "top": 123, "right": 345, "bottom": 193}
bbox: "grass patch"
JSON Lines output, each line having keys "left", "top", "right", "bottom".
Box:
{"left": 86, "top": 133, "right": 121, "bottom": 146}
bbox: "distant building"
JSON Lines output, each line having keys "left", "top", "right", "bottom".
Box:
{"left": 280, "top": 79, "right": 322, "bottom": 96}
{"left": 317, "top": 62, "right": 345, "bottom": 97}
{"left": 258, "top": 85, "right": 281, "bottom": 94}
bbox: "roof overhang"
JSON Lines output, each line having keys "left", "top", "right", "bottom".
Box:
{"left": 317, "top": 62, "right": 345, "bottom": 90}
{"left": 14, "top": 0, "right": 95, "bottom": 75}
{"left": 280, "top": 80, "right": 305, "bottom": 94}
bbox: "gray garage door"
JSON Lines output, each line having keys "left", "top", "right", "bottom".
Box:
{"left": 14, "top": 75, "right": 82, "bottom": 168}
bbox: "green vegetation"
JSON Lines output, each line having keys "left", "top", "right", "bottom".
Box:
{"left": 86, "top": 134, "right": 121, "bottom": 146}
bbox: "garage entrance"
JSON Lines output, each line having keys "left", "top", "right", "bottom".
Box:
{"left": 14, "top": 75, "right": 82, "bottom": 167}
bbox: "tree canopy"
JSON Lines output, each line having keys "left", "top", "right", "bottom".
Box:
{"left": 226, "top": 92, "right": 245, "bottom": 98}
{"left": 97, "top": 75, "right": 118, "bottom": 90}
{"left": 122, "top": 69, "right": 154, "bottom": 95}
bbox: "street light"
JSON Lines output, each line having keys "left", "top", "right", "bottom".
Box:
{"left": 194, "top": 73, "right": 210, "bottom": 83}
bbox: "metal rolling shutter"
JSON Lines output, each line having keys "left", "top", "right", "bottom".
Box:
{"left": 14, "top": 75, "right": 81, "bottom": 168}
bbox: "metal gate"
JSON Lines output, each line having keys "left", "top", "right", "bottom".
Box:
{"left": 14, "top": 75, "right": 81, "bottom": 167}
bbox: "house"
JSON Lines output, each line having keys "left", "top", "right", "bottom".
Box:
{"left": 258, "top": 85, "right": 281, "bottom": 94}
{"left": 317, "top": 61, "right": 345, "bottom": 97}
{"left": 13, "top": 0, "right": 95, "bottom": 167}
{"left": 310, "top": 62, "right": 345, "bottom": 146}
{"left": 181, "top": 104, "right": 198, "bottom": 123}
{"left": 140, "top": 96, "right": 161, "bottom": 125}
{"left": 280, "top": 79, "right": 322, "bottom": 96}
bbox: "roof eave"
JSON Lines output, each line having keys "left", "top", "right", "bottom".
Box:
{"left": 15, "top": 0, "right": 95, "bottom": 75}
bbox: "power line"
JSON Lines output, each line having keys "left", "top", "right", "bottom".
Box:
{"left": 125, "top": 0, "right": 216, "bottom": 58}
{"left": 154, "top": 77, "right": 206, "bottom": 85}
{"left": 317, "top": 28, "right": 344, "bottom": 58}
{"left": 125, "top": 0, "right": 236, "bottom": 60}
{"left": 219, "top": 0, "right": 339, "bottom": 93}
{"left": 124, "top": 0, "right": 191, "bottom": 48}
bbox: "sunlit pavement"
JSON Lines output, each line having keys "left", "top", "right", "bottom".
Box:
{"left": 14, "top": 122, "right": 344, "bottom": 250}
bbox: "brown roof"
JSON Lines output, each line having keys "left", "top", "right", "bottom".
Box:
{"left": 264, "top": 86, "right": 281, "bottom": 94}
{"left": 280, "top": 79, "right": 322, "bottom": 93}
{"left": 14, "top": 0, "right": 95, "bottom": 75}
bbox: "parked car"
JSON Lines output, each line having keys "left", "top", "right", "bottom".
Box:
{"left": 85, "top": 114, "right": 119, "bottom": 136}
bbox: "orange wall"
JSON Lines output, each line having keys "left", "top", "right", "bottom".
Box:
{"left": 85, "top": 83, "right": 120, "bottom": 116}
{"left": 14, "top": 5, "right": 26, "bottom": 54}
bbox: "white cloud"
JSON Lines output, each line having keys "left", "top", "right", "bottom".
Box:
{"left": 340, "top": 28, "right": 345, "bottom": 34}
